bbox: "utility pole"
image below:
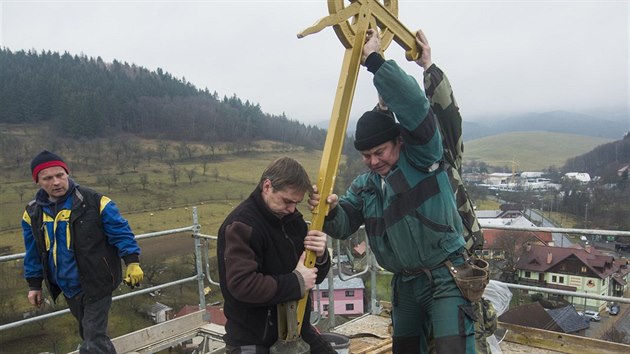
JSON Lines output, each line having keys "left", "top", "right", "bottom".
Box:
{"left": 584, "top": 202, "right": 589, "bottom": 228}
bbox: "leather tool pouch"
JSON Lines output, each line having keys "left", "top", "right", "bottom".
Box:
{"left": 444, "top": 257, "right": 489, "bottom": 302}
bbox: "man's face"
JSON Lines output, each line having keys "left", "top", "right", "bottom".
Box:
{"left": 37, "top": 166, "right": 69, "bottom": 201}
{"left": 360, "top": 139, "right": 402, "bottom": 177}
{"left": 261, "top": 179, "right": 305, "bottom": 218}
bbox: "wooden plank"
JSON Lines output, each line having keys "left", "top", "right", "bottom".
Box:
{"left": 500, "top": 322, "right": 630, "bottom": 354}
{"left": 69, "top": 310, "right": 207, "bottom": 354}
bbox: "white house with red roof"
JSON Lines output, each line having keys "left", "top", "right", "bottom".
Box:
{"left": 515, "top": 244, "right": 629, "bottom": 311}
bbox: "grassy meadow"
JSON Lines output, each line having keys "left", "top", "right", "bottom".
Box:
{"left": 465, "top": 131, "right": 612, "bottom": 171}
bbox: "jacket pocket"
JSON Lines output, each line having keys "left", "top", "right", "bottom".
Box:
{"left": 412, "top": 209, "right": 454, "bottom": 233}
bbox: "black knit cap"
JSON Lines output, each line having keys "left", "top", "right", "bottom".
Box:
{"left": 353, "top": 110, "right": 400, "bottom": 151}
{"left": 30, "top": 150, "right": 69, "bottom": 182}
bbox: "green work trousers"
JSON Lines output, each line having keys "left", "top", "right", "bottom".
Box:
{"left": 391, "top": 256, "right": 476, "bottom": 354}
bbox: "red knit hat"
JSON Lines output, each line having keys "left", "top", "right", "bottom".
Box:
{"left": 30, "top": 150, "right": 69, "bottom": 182}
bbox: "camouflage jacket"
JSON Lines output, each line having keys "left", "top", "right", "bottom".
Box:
{"left": 423, "top": 64, "right": 483, "bottom": 253}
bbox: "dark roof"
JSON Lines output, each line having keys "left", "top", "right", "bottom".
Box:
{"left": 546, "top": 306, "right": 590, "bottom": 333}
{"left": 612, "top": 272, "right": 627, "bottom": 286}
{"left": 498, "top": 302, "right": 562, "bottom": 332}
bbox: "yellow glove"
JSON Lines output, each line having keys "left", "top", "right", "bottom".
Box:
{"left": 124, "top": 263, "right": 143, "bottom": 288}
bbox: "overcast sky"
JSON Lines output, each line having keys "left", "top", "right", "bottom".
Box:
{"left": 1, "top": 0, "right": 628, "bottom": 127}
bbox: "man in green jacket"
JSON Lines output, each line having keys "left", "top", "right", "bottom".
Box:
{"left": 416, "top": 29, "right": 495, "bottom": 354}
{"left": 310, "top": 29, "right": 475, "bottom": 353}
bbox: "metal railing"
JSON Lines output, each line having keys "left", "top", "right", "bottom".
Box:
{"left": 0, "top": 207, "right": 206, "bottom": 332}
{"left": 2, "top": 208, "right": 629, "bottom": 342}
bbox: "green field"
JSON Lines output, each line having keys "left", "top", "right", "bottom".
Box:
{"left": 465, "top": 131, "right": 612, "bottom": 171}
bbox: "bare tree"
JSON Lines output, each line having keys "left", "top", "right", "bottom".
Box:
{"left": 108, "top": 136, "right": 126, "bottom": 163}
{"left": 494, "top": 230, "right": 532, "bottom": 282}
{"left": 176, "top": 142, "right": 197, "bottom": 160}
{"left": 201, "top": 157, "right": 211, "bottom": 176}
{"left": 185, "top": 168, "right": 196, "bottom": 184}
{"left": 169, "top": 167, "right": 181, "bottom": 186}
{"left": 205, "top": 141, "right": 216, "bottom": 156}
{"left": 144, "top": 148, "right": 156, "bottom": 166}
{"left": 156, "top": 141, "right": 170, "bottom": 162}
{"left": 97, "top": 175, "right": 119, "bottom": 193}
{"left": 13, "top": 185, "right": 27, "bottom": 202}
{"left": 139, "top": 173, "right": 149, "bottom": 190}
{"left": 118, "top": 175, "right": 136, "bottom": 193}
{"left": 212, "top": 167, "right": 219, "bottom": 182}
{"left": 141, "top": 258, "right": 169, "bottom": 285}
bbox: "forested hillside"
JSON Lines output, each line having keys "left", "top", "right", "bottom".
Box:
{"left": 0, "top": 48, "right": 328, "bottom": 147}
{"left": 564, "top": 133, "right": 630, "bottom": 181}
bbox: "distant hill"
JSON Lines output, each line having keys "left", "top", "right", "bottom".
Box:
{"left": 564, "top": 132, "right": 630, "bottom": 181}
{"left": 463, "top": 111, "right": 627, "bottom": 141}
{"left": 318, "top": 117, "right": 624, "bottom": 172}
{"left": 316, "top": 119, "right": 358, "bottom": 137}
{"left": 321, "top": 110, "right": 628, "bottom": 142}
{"left": 0, "top": 48, "right": 328, "bottom": 149}
{"left": 463, "top": 131, "right": 614, "bottom": 171}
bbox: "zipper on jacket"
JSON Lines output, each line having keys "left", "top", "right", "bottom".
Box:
{"left": 262, "top": 307, "right": 272, "bottom": 341}
{"left": 281, "top": 224, "right": 299, "bottom": 263}
{"left": 102, "top": 256, "right": 115, "bottom": 286}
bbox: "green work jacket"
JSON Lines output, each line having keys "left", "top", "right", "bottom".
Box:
{"left": 324, "top": 59, "right": 465, "bottom": 271}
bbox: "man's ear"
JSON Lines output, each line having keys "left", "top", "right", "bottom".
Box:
{"left": 262, "top": 178, "right": 273, "bottom": 192}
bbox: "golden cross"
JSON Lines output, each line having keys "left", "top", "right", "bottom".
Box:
{"left": 272, "top": 1, "right": 419, "bottom": 351}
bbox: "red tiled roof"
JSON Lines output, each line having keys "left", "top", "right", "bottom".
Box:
{"left": 482, "top": 229, "right": 553, "bottom": 249}
{"left": 516, "top": 244, "right": 618, "bottom": 279}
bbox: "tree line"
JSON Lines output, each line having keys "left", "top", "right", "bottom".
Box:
{"left": 0, "top": 48, "right": 329, "bottom": 149}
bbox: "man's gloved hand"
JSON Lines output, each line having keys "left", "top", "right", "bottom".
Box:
{"left": 124, "top": 263, "right": 143, "bottom": 288}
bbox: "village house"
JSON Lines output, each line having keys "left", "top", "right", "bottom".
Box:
{"left": 563, "top": 172, "right": 591, "bottom": 183}
{"left": 515, "top": 244, "right": 629, "bottom": 311}
{"left": 477, "top": 210, "right": 554, "bottom": 260}
{"left": 146, "top": 302, "right": 174, "bottom": 324}
{"left": 478, "top": 226, "right": 553, "bottom": 260}
{"left": 311, "top": 274, "right": 365, "bottom": 317}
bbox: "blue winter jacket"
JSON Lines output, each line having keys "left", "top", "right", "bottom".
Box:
{"left": 22, "top": 181, "right": 140, "bottom": 302}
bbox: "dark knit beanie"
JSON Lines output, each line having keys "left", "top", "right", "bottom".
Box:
{"left": 30, "top": 150, "right": 69, "bottom": 182}
{"left": 353, "top": 110, "right": 400, "bottom": 151}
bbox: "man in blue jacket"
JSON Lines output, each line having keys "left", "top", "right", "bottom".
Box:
{"left": 22, "top": 150, "right": 144, "bottom": 354}
{"left": 310, "top": 30, "right": 476, "bottom": 353}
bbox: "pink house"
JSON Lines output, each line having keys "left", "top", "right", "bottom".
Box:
{"left": 311, "top": 275, "right": 365, "bottom": 316}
